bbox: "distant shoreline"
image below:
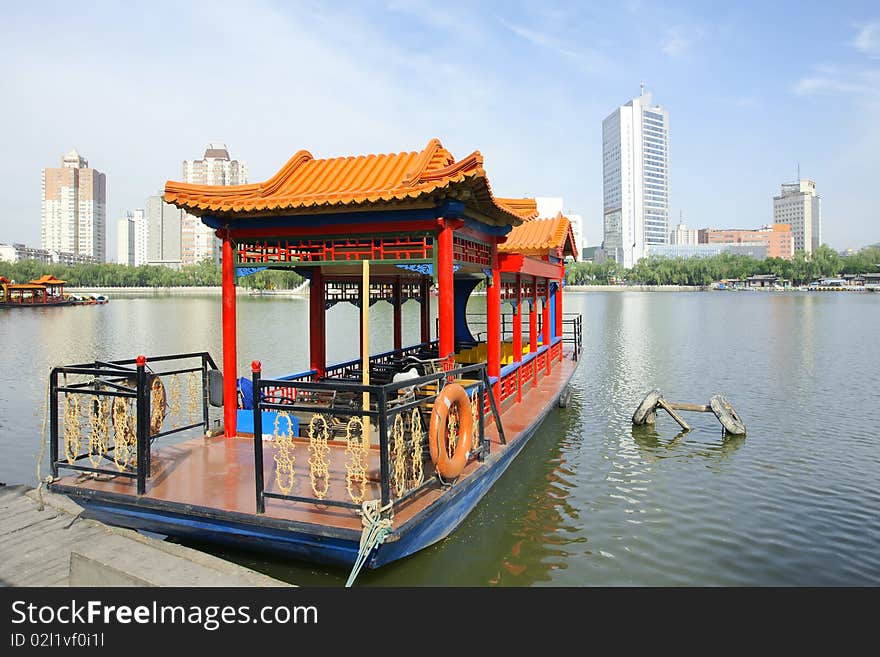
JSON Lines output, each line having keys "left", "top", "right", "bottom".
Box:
{"left": 66, "top": 286, "right": 308, "bottom": 296}
{"left": 565, "top": 285, "right": 704, "bottom": 292}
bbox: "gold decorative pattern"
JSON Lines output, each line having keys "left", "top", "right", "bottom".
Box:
{"left": 446, "top": 408, "right": 459, "bottom": 459}
{"left": 111, "top": 396, "right": 136, "bottom": 471}
{"left": 471, "top": 390, "right": 481, "bottom": 453}
{"left": 410, "top": 409, "right": 424, "bottom": 488}
{"left": 391, "top": 413, "right": 407, "bottom": 498}
{"left": 344, "top": 416, "right": 369, "bottom": 504}
{"left": 168, "top": 374, "right": 182, "bottom": 428}
{"left": 272, "top": 412, "right": 296, "bottom": 495}
{"left": 307, "top": 414, "right": 331, "bottom": 500}
{"left": 63, "top": 394, "right": 81, "bottom": 464}
{"left": 87, "top": 396, "right": 111, "bottom": 467}
{"left": 187, "top": 371, "right": 200, "bottom": 424}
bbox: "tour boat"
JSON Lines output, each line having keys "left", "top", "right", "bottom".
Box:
{"left": 0, "top": 275, "right": 73, "bottom": 308}
{"left": 46, "top": 139, "right": 583, "bottom": 577}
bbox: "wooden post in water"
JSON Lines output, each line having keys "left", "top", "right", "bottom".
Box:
{"left": 657, "top": 398, "right": 691, "bottom": 432}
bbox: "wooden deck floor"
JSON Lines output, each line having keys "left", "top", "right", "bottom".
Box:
{"left": 53, "top": 352, "right": 578, "bottom": 533}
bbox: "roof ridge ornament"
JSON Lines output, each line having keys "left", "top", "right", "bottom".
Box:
{"left": 401, "top": 138, "right": 444, "bottom": 186}
{"left": 259, "top": 150, "right": 314, "bottom": 197}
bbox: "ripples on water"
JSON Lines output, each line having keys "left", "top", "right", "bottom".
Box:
{"left": 1, "top": 291, "right": 878, "bottom": 585}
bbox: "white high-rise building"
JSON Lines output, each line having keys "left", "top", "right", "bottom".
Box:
{"left": 773, "top": 179, "right": 822, "bottom": 255}
{"left": 116, "top": 215, "right": 135, "bottom": 266}
{"left": 146, "top": 193, "right": 183, "bottom": 268}
{"left": 132, "top": 209, "right": 148, "bottom": 266}
{"left": 41, "top": 149, "right": 106, "bottom": 262}
{"left": 602, "top": 88, "right": 669, "bottom": 268}
{"left": 669, "top": 222, "right": 699, "bottom": 245}
{"left": 117, "top": 210, "right": 149, "bottom": 266}
{"left": 180, "top": 143, "right": 248, "bottom": 264}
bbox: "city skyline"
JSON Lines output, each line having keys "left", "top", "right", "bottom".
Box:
{"left": 2, "top": 1, "right": 879, "bottom": 254}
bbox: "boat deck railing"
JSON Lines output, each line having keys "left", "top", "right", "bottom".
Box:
{"left": 251, "top": 360, "right": 504, "bottom": 513}
{"left": 457, "top": 312, "right": 583, "bottom": 360}
{"left": 49, "top": 352, "right": 218, "bottom": 494}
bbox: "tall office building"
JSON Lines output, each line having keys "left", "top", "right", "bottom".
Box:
{"left": 602, "top": 88, "right": 669, "bottom": 268}
{"left": 181, "top": 143, "right": 248, "bottom": 264}
{"left": 773, "top": 179, "right": 822, "bottom": 255}
{"left": 669, "top": 222, "right": 699, "bottom": 245}
{"left": 41, "top": 149, "right": 106, "bottom": 262}
{"left": 116, "top": 214, "right": 135, "bottom": 265}
{"left": 146, "top": 193, "right": 183, "bottom": 268}
{"left": 132, "top": 209, "right": 148, "bottom": 266}
{"left": 116, "top": 209, "right": 149, "bottom": 266}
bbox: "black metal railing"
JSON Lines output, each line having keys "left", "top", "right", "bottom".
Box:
{"left": 562, "top": 313, "right": 583, "bottom": 360}
{"left": 49, "top": 352, "right": 218, "bottom": 494}
{"left": 251, "top": 361, "right": 505, "bottom": 514}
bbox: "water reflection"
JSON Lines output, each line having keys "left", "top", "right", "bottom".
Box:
{"left": 631, "top": 425, "right": 745, "bottom": 461}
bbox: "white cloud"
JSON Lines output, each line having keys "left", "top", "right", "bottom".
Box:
{"left": 660, "top": 25, "right": 704, "bottom": 57}
{"left": 793, "top": 69, "right": 880, "bottom": 101}
{"left": 498, "top": 18, "right": 608, "bottom": 73}
{"left": 853, "top": 21, "right": 880, "bottom": 58}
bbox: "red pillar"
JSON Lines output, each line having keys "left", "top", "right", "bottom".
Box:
{"left": 513, "top": 274, "right": 523, "bottom": 403}
{"left": 555, "top": 274, "right": 564, "bottom": 362}
{"left": 420, "top": 277, "right": 431, "bottom": 345}
{"left": 309, "top": 268, "right": 325, "bottom": 377}
{"left": 393, "top": 277, "right": 402, "bottom": 351}
{"left": 543, "top": 280, "right": 551, "bottom": 374}
{"left": 221, "top": 233, "right": 238, "bottom": 438}
{"left": 529, "top": 277, "right": 537, "bottom": 353}
{"left": 487, "top": 242, "right": 501, "bottom": 400}
{"left": 437, "top": 221, "right": 455, "bottom": 365}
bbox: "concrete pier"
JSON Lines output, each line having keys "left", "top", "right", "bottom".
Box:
{"left": 0, "top": 485, "right": 290, "bottom": 587}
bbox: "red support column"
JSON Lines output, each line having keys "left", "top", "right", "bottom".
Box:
{"left": 487, "top": 241, "right": 501, "bottom": 400}
{"left": 221, "top": 233, "right": 238, "bottom": 438}
{"left": 555, "top": 272, "right": 564, "bottom": 362}
{"left": 437, "top": 221, "right": 455, "bottom": 365}
{"left": 513, "top": 274, "right": 523, "bottom": 403}
{"left": 393, "top": 277, "right": 402, "bottom": 351}
{"left": 420, "top": 277, "right": 431, "bottom": 345}
{"left": 309, "top": 268, "right": 326, "bottom": 377}
{"left": 529, "top": 277, "right": 537, "bottom": 354}
{"left": 542, "top": 279, "right": 551, "bottom": 374}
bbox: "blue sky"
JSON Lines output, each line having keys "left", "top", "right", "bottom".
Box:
{"left": 1, "top": 0, "right": 878, "bottom": 252}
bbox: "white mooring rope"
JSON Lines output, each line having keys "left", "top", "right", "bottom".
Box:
{"left": 345, "top": 499, "right": 393, "bottom": 587}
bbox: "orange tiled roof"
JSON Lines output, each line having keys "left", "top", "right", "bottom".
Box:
{"left": 164, "top": 138, "right": 525, "bottom": 226}
{"left": 499, "top": 214, "right": 577, "bottom": 258}
{"left": 29, "top": 275, "right": 66, "bottom": 285}
{"left": 496, "top": 197, "right": 539, "bottom": 221}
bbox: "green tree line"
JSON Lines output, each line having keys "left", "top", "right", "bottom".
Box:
{"left": 0, "top": 259, "right": 303, "bottom": 289}
{"left": 566, "top": 245, "right": 880, "bottom": 287}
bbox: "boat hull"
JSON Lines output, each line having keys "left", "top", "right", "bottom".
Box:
{"left": 59, "top": 362, "right": 577, "bottom": 571}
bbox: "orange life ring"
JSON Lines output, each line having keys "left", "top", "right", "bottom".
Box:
{"left": 428, "top": 383, "right": 473, "bottom": 479}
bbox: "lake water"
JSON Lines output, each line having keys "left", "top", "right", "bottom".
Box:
{"left": 1, "top": 291, "right": 878, "bottom": 585}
